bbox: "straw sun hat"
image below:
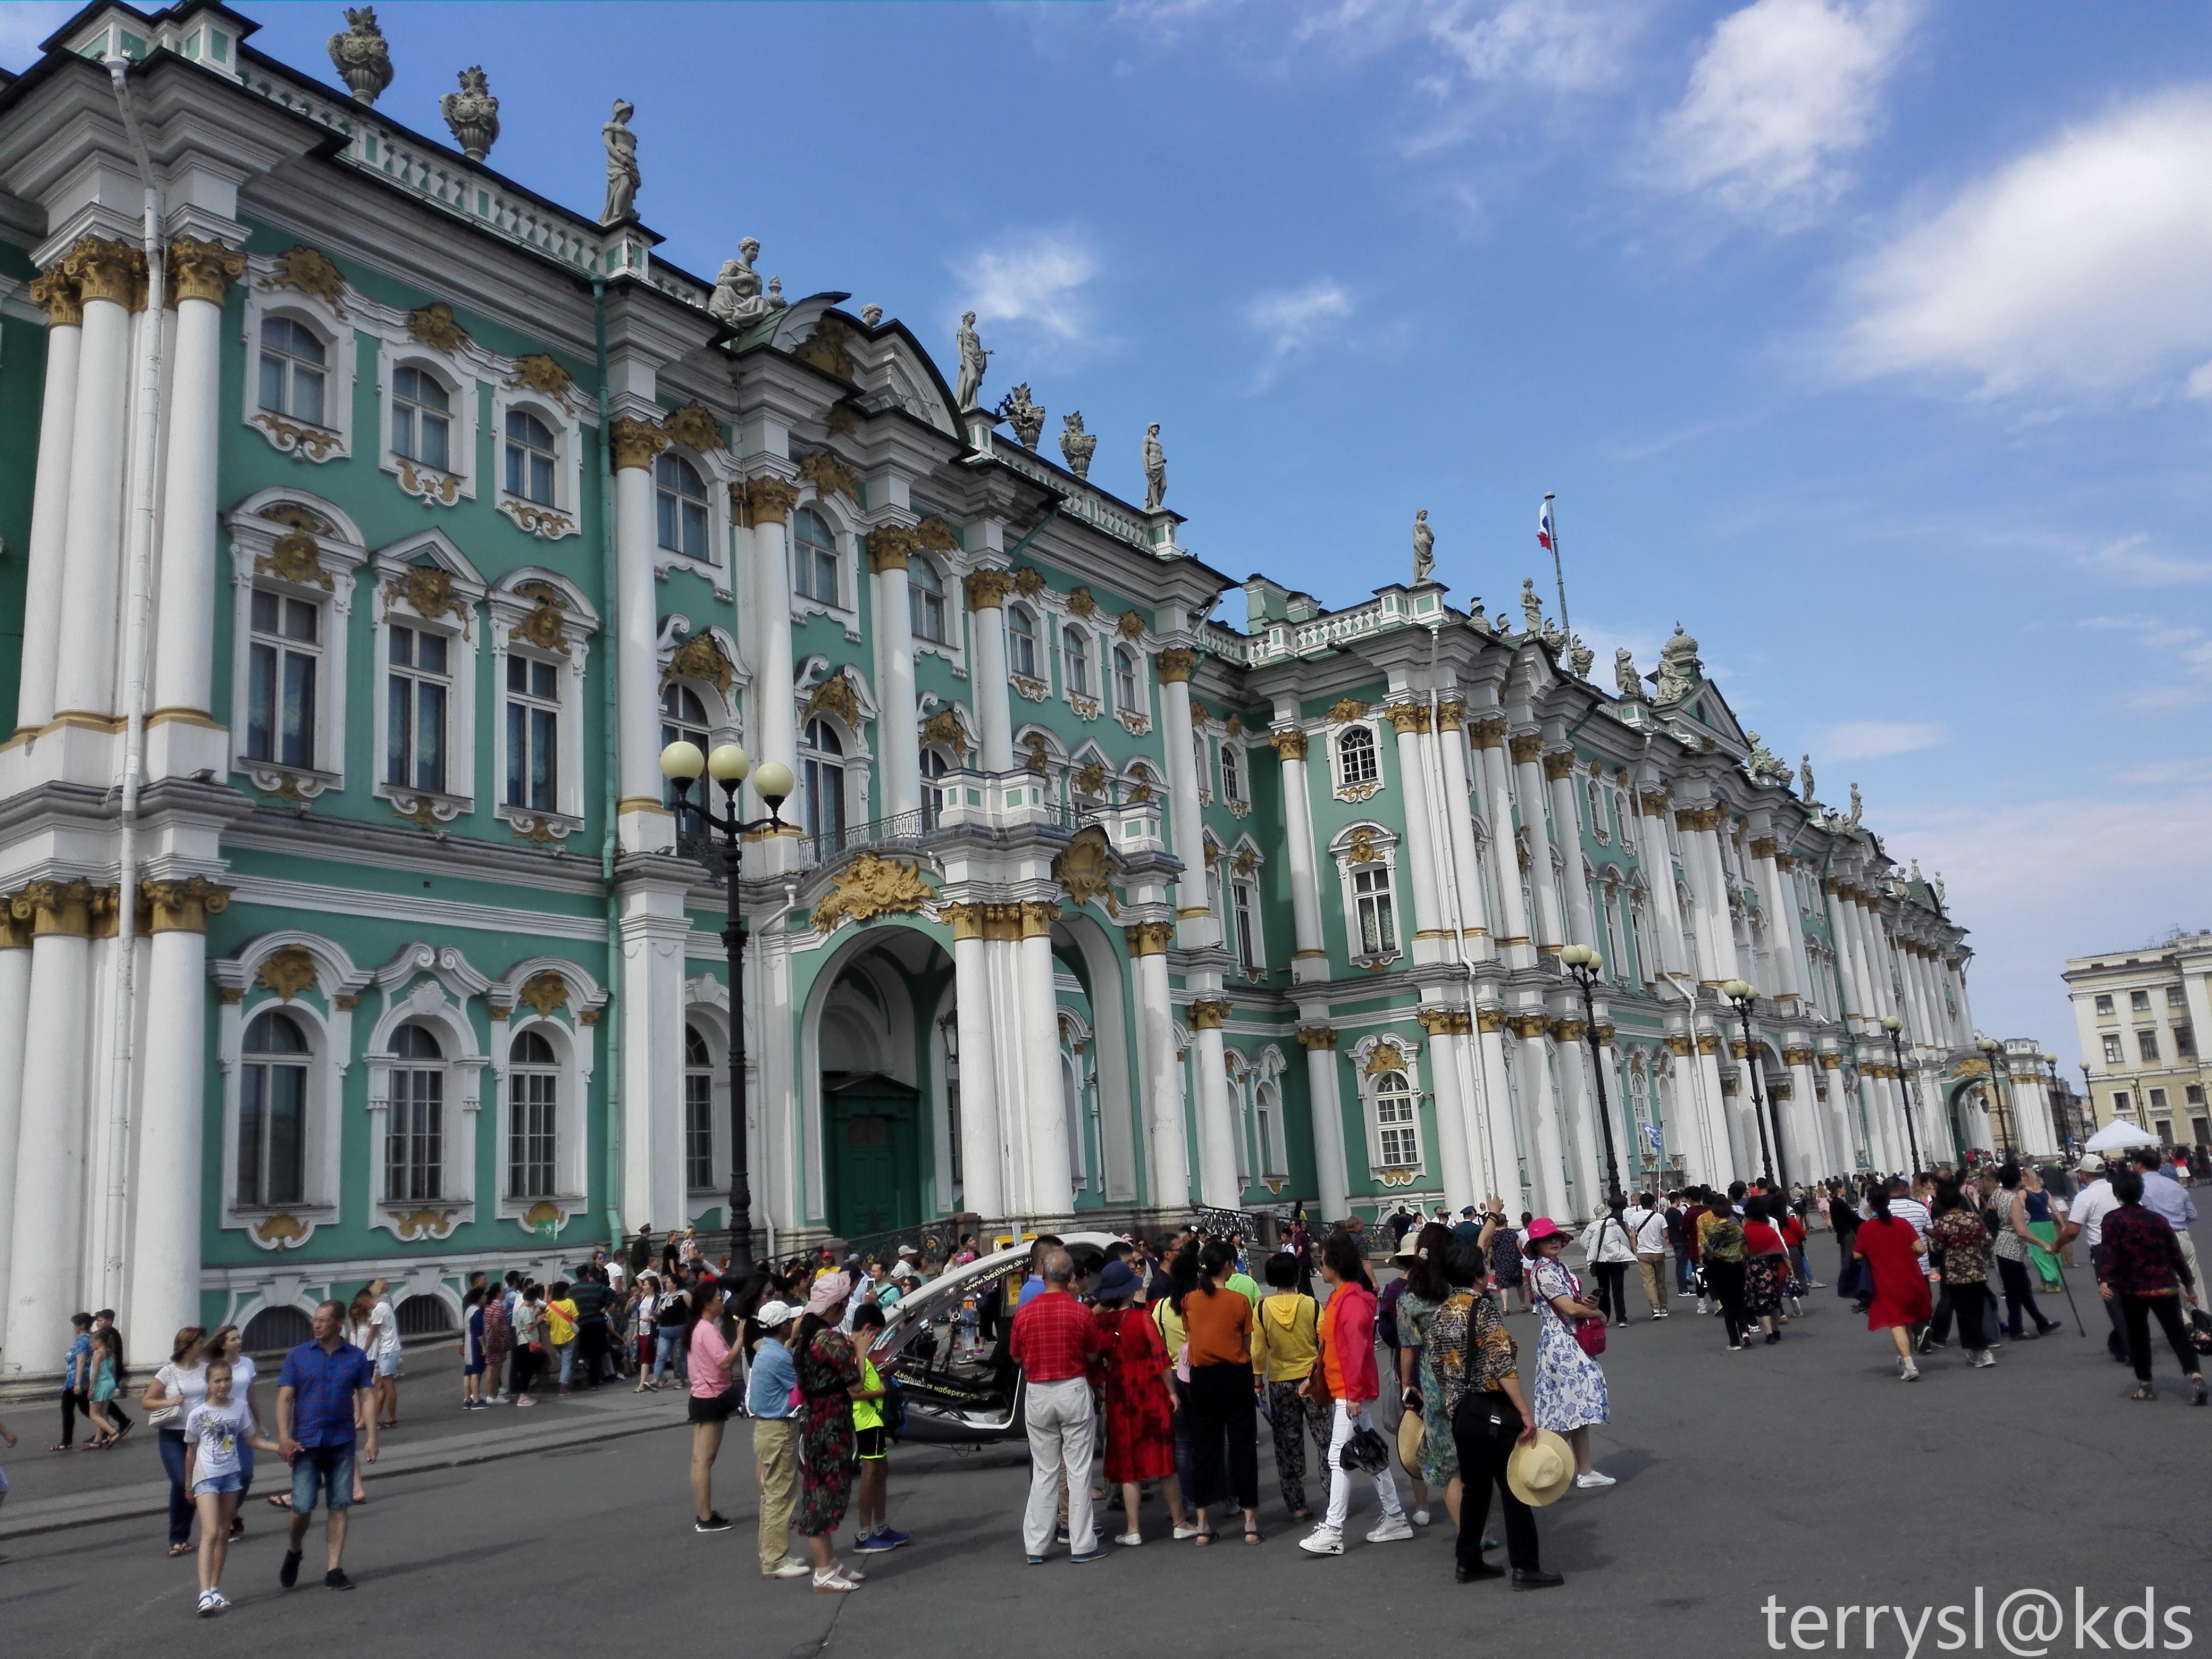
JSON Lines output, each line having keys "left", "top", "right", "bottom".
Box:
{"left": 1506, "top": 1428, "right": 1577, "bottom": 1507}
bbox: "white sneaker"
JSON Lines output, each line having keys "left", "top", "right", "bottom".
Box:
{"left": 1973, "top": 1350, "right": 1997, "bottom": 1369}
{"left": 196, "top": 1591, "right": 220, "bottom": 1617}
{"left": 1574, "top": 1471, "right": 1616, "bottom": 1490}
{"left": 763, "top": 1558, "right": 810, "bottom": 1579}
{"left": 1901, "top": 1362, "right": 1921, "bottom": 1381}
{"left": 1653, "top": 1310, "right": 1669, "bottom": 1319}
{"left": 1366, "top": 1514, "right": 1415, "bottom": 1544}
{"left": 1411, "top": 1509, "right": 1431, "bottom": 1527}
{"left": 1298, "top": 1526, "right": 1345, "bottom": 1556}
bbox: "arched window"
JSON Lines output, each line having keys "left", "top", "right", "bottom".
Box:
{"left": 909, "top": 558, "right": 946, "bottom": 643}
{"left": 1061, "top": 1051, "right": 1088, "bottom": 1191}
{"left": 1007, "top": 606, "right": 1038, "bottom": 680}
{"left": 1587, "top": 777, "right": 1606, "bottom": 837}
{"left": 247, "top": 588, "right": 321, "bottom": 769}
{"left": 1372, "top": 1069, "right": 1420, "bottom": 1170}
{"left": 656, "top": 453, "right": 709, "bottom": 559}
{"left": 1062, "top": 626, "right": 1090, "bottom": 697}
{"left": 391, "top": 365, "right": 452, "bottom": 472}
{"left": 508, "top": 1028, "right": 557, "bottom": 1199}
{"left": 1220, "top": 742, "right": 1242, "bottom": 803}
{"left": 1231, "top": 874, "right": 1261, "bottom": 970}
{"left": 1616, "top": 792, "right": 1636, "bottom": 853}
{"left": 793, "top": 506, "right": 838, "bottom": 601}
{"left": 801, "top": 717, "right": 846, "bottom": 843}
{"left": 921, "top": 745, "right": 952, "bottom": 820}
{"left": 1256, "top": 1080, "right": 1284, "bottom": 1178}
{"left": 238, "top": 1010, "right": 309, "bottom": 1208}
{"left": 684, "top": 1024, "right": 715, "bottom": 1191}
{"left": 386, "top": 1023, "right": 445, "bottom": 1203}
{"left": 1113, "top": 645, "right": 1138, "bottom": 711}
{"left": 660, "top": 682, "right": 710, "bottom": 809}
{"left": 257, "top": 316, "right": 326, "bottom": 425}
{"left": 1352, "top": 860, "right": 1396, "bottom": 957}
{"left": 1605, "top": 885, "right": 1628, "bottom": 981}
{"left": 504, "top": 409, "right": 557, "bottom": 505}
{"left": 1337, "top": 724, "right": 1378, "bottom": 787}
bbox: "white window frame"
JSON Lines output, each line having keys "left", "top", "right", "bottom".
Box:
{"left": 487, "top": 570, "right": 600, "bottom": 841}
{"left": 363, "top": 969, "right": 489, "bottom": 1241}
{"left": 240, "top": 273, "right": 356, "bottom": 463}
{"left": 1351, "top": 1034, "right": 1426, "bottom": 1177}
{"left": 1227, "top": 841, "right": 1267, "bottom": 974}
{"left": 908, "top": 554, "right": 954, "bottom": 655}
{"left": 225, "top": 494, "right": 366, "bottom": 803}
{"left": 789, "top": 497, "right": 857, "bottom": 634}
{"left": 375, "top": 342, "right": 478, "bottom": 507}
{"left": 1331, "top": 823, "right": 1402, "bottom": 967}
{"left": 489, "top": 381, "right": 585, "bottom": 541}
{"left": 1060, "top": 621, "right": 1103, "bottom": 720}
{"left": 1220, "top": 737, "right": 1244, "bottom": 806}
{"left": 1006, "top": 601, "right": 1048, "bottom": 698}
{"left": 1333, "top": 720, "right": 1383, "bottom": 802}
{"left": 681, "top": 983, "right": 738, "bottom": 1207}
{"left": 684, "top": 1021, "right": 718, "bottom": 1195}
{"left": 370, "top": 532, "right": 485, "bottom": 826}
{"left": 484, "top": 986, "right": 597, "bottom": 1227}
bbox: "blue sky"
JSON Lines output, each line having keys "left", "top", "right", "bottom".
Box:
{"left": 10, "top": 0, "right": 2209, "bottom": 1066}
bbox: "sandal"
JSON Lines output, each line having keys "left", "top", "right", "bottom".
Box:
{"left": 1193, "top": 1529, "right": 1214, "bottom": 1547}
{"left": 2129, "top": 1384, "right": 2157, "bottom": 1402}
{"left": 266, "top": 1494, "right": 293, "bottom": 1510}
{"left": 166, "top": 1542, "right": 192, "bottom": 1557}
{"left": 1244, "top": 1527, "right": 1264, "bottom": 1545}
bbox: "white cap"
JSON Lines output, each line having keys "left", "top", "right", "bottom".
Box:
{"left": 890, "top": 1259, "right": 918, "bottom": 1280}
{"left": 896, "top": 1243, "right": 919, "bottom": 1257}
{"left": 755, "top": 1300, "right": 801, "bottom": 1328}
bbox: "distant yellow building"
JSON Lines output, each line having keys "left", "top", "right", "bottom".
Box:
{"left": 2064, "top": 930, "right": 2212, "bottom": 1149}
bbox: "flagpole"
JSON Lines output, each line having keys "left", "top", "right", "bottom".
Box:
{"left": 1545, "top": 491, "right": 1570, "bottom": 636}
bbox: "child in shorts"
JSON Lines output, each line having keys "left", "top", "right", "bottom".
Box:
{"left": 185, "top": 1361, "right": 278, "bottom": 1615}
{"left": 848, "top": 1304, "right": 908, "bottom": 1553}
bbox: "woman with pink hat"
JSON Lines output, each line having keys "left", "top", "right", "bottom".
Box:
{"left": 793, "top": 1274, "right": 866, "bottom": 1594}
{"left": 1520, "top": 1218, "right": 1615, "bottom": 1492}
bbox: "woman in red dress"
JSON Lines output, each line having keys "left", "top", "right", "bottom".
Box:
{"left": 1093, "top": 1259, "right": 1191, "bottom": 1546}
{"left": 1854, "top": 1186, "right": 1933, "bottom": 1380}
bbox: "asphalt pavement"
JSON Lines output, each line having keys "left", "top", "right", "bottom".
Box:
{"left": 2, "top": 1226, "right": 2207, "bottom": 1658}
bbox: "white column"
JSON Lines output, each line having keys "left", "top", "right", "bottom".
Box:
{"left": 1421, "top": 1016, "right": 1477, "bottom": 1212}
{"left": 1018, "top": 904, "right": 1074, "bottom": 1214}
{"left": 1432, "top": 710, "right": 1493, "bottom": 960}
{"left": 5, "top": 886, "right": 95, "bottom": 1373}
{"left": 869, "top": 530, "right": 920, "bottom": 819}
{"left": 745, "top": 479, "right": 802, "bottom": 811}
{"left": 1681, "top": 812, "right": 1738, "bottom": 984}
{"left": 1273, "top": 733, "right": 1328, "bottom": 983}
{"left": 1518, "top": 1019, "right": 1571, "bottom": 1220}
{"left": 1789, "top": 1052, "right": 1829, "bottom": 1176}
{"left": 149, "top": 242, "right": 241, "bottom": 732}
{"left": 1555, "top": 1033, "right": 1601, "bottom": 1211}
{"left": 1858, "top": 1073, "right": 1895, "bottom": 1171}
{"left": 1819, "top": 1061, "right": 1858, "bottom": 1170}
{"left": 1473, "top": 1016, "right": 1519, "bottom": 1202}
{"left": 966, "top": 573, "right": 1013, "bottom": 775}
{"left": 0, "top": 921, "right": 31, "bottom": 1356}
{"left": 613, "top": 425, "right": 672, "bottom": 853}
{"left": 1156, "top": 651, "right": 1209, "bottom": 940}
{"left": 1825, "top": 884, "right": 1869, "bottom": 1025}
{"left": 1385, "top": 706, "right": 1446, "bottom": 962}
{"left": 949, "top": 914, "right": 1004, "bottom": 1219}
{"left": 1752, "top": 844, "right": 1804, "bottom": 1002}
{"left": 1299, "top": 1027, "right": 1350, "bottom": 1222}
{"left": 1546, "top": 755, "right": 1596, "bottom": 950}
{"left": 1132, "top": 932, "right": 1188, "bottom": 1211}
{"left": 1188, "top": 993, "right": 1241, "bottom": 1209}
{"left": 53, "top": 243, "right": 139, "bottom": 720}
{"left": 1474, "top": 727, "right": 1533, "bottom": 966}
{"left": 1691, "top": 1036, "right": 1733, "bottom": 1185}
{"left": 1510, "top": 737, "right": 1565, "bottom": 951}
{"left": 617, "top": 878, "right": 689, "bottom": 1233}
{"left": 127, "top": 882, "right": 225, "bottom": 1354}
{"left": 15, "top": 273, "right": 82, "bottom": 732}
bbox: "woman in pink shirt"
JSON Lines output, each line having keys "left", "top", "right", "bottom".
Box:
{"left": 683, "top": 1283, "right": 744, "bottom": 1532}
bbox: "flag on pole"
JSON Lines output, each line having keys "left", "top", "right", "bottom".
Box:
{"left": 1537, "top": 498, "right": 1555, "bottom": 552}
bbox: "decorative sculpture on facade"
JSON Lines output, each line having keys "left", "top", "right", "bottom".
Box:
{"left": 1143, "top": 423, "right": 1167, "bottom": 511}
{"left": 859, "top": 304, "right": 883, "bottom": 326}
{"left": 953, "top": 311, "right": 991, "bottom": 410}
{"left": 1744, "top": 731, "right": 1790, "bottom": 787}
{"left": 1411, "top": 509, "right": 1434, "bottom": 583}
{"left": 1614, "top": 647, "right": 1645, "bottom": 701}
{"left": 328, "top": 7, "right": 393, "bottom": 104}
{"left": 1652, "top": 623, "right": 1702, "bottom": 703}
{"left": 440, "top": 66, "right": 499, "bottom": 160}
{"left": 600, "top": 99, "right": 640, "bottom": 225}
{"left": 1519, "top": 578, "right": 1543, "bottom": 636}
{"left": 1059, "top": 412, "right": 1096, "bottom": 479}
{"left": 998, "top": 383, "right": 1045, "bottom": 450}
{"left": 1568, "top": 635, "right": 1594, "bottom": 679}
{"left": 707, "top": 239, "right": 786, "bottom": 329}
{"left": 1848, "top": 782, "right": 1864, "bottom": 827}
{"left": 1799, "top": 754, "right": 1817, "bottom": 804}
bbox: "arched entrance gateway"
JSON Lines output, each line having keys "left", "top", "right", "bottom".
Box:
{"left": 814, "top": 927, "right": 953, "bottom": 1238}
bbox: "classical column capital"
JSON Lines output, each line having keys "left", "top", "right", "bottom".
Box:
{"left": 1294, "top": 1024, "right": 1338, "bottom": 1050}
{"left": 141, "top": 876, "right": 233, "bottom": 934}
{"left": 1186, "top": 996, "right": 1233, "bottom": 1030}
{"left": 1817, "top": 1051, "right": 1842, "bottom": 1070}
{"left": 609, "top": 416, "right": 671, "bottom": 472}
{"left": 1552, "top": 1018, "right": 1586, "bottom": 1043}
{"left": 28, "top": 263, "right": 83, "bottom": 327}
{"left": 1541, "top": 749, "right": 1578, "bottom": 781}
{"left": 981, "top": 902, "right": 1025, "bottom": 942}
{"left": 1467, "top": 716, "right": 1507, "bottom": 749}
{"left": 1381, "top": 701, "right": 1430, "bottom": 735}
{"left": 1696, "top": 1032, "right": 1721, "bottom": 1054}
{"left": 1268, "top": 728, "right": 1308, "bottom": 762}
{"left": 1124, "top": 920, "right": 1175, "bottom": 957}
{"left": 0, "top": 897, "right": 30, "bottom": 950}
{"left": 1748, "top": 835, "right": 1780, "bottom": 860}
{"left": 1639, "top": 790, "right": 1671, "bottom": 817}
{"left": 1435, "top": 697, "right": 1466, "bottom": 732}
{"left": 1477, "top": 1007, "right": 1508, "bottom": 1033}
{"left": 1665, "top": 1034, "right": 1693, "bottom": 1055}
{"left": 168, "top": 236, "right": 246, "bottom": 306}
{"left": 1018, "top": 900, "right": 1059, "bottom": 939}
{"left": 1507, "top": 733, "right": 1544, "bottom": 766}
{"left": 1507, "top": 1012, "right": 1551, "bottom": 1040}
{"left": 13, "top": 879, "right": 101, "bottom": 938}
{"left": 61, "top": 234, "right": 145, "bottom": 308}
{"left": 941, "top": 901, "right": 987, "bottom": 941}
{"left": 744, "top": 474, "right": 802, "bottom": 524}
{"left": 963, "top": 567, "right": 1013, "bottom": 610}
{"left": 1154, "top": 647, "right": 1199, "bottom": 684}
{"left": 1783, "top": 1046, "right": 1815, "bottom": 1067}
{"left": 866, "top": 524, "right": 918, "bottom": 574}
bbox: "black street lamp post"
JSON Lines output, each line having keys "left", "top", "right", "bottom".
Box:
{"left": 1722, "top": 978, "right": 1779, "bottom": 1188}
{"left": 660, "top": 739, "right": 794, "bottom": 1281}
{"left": 1880, "top": 1014, "right": 1923, "bottom": 1175}
{"left": 1559, "top": 944, "right": 1624, "bottom": 1206}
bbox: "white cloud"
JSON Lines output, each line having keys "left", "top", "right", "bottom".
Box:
{"left": 1241, "top": 279, "right": 1355, "bottom": 387}
{"left": 950, "top": 228, "right": 1102, "bottom": 351}
{"left": 1816, "top": 719, "right": 1945, "bottom": 760}
{"left": 1293, "top": 0, "right": 1638, "bottom": 94}
{"left": 2187, "top": 360, "right": 2212, "bottom": 401}
{"left": 2080, "top": 534, "right": 2212, "bottom": 588}
{"left": 1660, "top": 0, "right": 1917, "bottom": 223}
{"left": 1836, "top": 87, "right": 2212, "bottom": 396}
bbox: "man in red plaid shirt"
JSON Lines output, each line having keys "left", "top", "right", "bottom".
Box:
{"left": 1007, "top": 1249, "right": 1105, "bottom": 1563}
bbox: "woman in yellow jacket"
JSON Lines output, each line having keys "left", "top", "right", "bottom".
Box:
{"left": 1250, "top": 1252, "right": 1333, "bottom": 1521}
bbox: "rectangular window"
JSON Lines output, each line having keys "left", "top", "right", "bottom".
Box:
{"left": 505, "top": 655, "right": 560, "bottom": 811}
{"left": 2148, "top": 1087, "right": 2168, "bottom": 1111}
{"left": 1353, "top": 866, "right": 1396, "bottom": 956}
{"left": 2167, "top": 985, "right": 2186, "bottom": 1008}
{"left": 684, "top": 1071, "right": 714, "bottom": 1191}
{"left": 2175, "top": 1024, "right": 2195, "bottom": 1057}
{"left": 1232, "top": 881, "right": 1259, "bottom": 970}
{"left": 2188, "top": 1085, "right": 2206, "bottom": 1107}
{"left": 508, "top": 1070, "right": 557, "bottom": 1199}
{"left": 1373, "top": 1082, "right": 1419, "bottom": 1168}
{"left": 386, "top": 625, "right": 450, "bottom": 793}
{"left": 2138, "top": 1029, "right": 2160, "bottom": 1062}
{"left": 1221, "top": 743, "right": 1242, "bottom": 802}
{"left": 247, "top": 590, "right": 320, "bottom": 768}
{"left": 237, "top": 1061, "right": 306, "bottom": 1208}
{"left": 2114, "top": 1090, "right": 2132, "bottom": 1114}
{"left": 2093, "top": 994, "right": 2114, "bottom": 1015}
{"left": 386, "top": 1068, "right": 443, "bottom": 1202}
{"left": 2103, "top": 1035, "right": 2124, "bottom": 1065}
{"left": 2131, "top": 990, "right": 2151, "bottom": 1011}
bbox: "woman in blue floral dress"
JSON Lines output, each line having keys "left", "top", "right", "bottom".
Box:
{"left": 1522, "top": 1218, "right": 1614, "bottom": 1490}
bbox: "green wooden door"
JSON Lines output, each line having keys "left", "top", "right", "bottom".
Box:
{"left": 826, "top": 1076, "right": 920, "bottom": 1237}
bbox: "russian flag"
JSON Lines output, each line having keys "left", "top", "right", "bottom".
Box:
{"left": 1537, "top": 498, "right": 1555, "bottom": 552}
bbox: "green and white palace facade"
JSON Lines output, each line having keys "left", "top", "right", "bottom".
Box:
{"left": 0, "top": 3, "right": 2052, "bottom": 1377}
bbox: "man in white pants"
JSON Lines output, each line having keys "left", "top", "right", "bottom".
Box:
{"left": 1006, "top": 1250, "right": 1105, "bottom": 1565}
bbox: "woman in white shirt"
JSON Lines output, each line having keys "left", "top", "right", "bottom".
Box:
{"left": 141, "top": 1327, "right": 211, "bottom": 1557}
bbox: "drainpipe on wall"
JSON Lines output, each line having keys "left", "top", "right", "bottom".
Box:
{"left": 593, "top": 278, "right": 624, "bottom": 1250}
{"left": 101, "top": 52, "right": 166, "bottom": 1304}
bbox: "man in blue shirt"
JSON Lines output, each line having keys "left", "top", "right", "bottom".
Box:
{"left": 747, "top": 1302, "right": 807, "bottom": 1579}
{"left": 58, "top": 1312, "right": 93, "bottom": 1449}
{"left": 277, "top": 1299, "right": 377, "bottom": 1592}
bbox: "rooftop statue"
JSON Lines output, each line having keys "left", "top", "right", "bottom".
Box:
{"left": 1143, "top": 423, "right": 1167, "bottom": 512}
{"left": 1849, "top": 781, "right": 1864, "bottom": 827}
{"left": 439, "top": 65, "right": 499, "bottom": 161}
{"left": 1745, "top": 730, "right": 1789, "bottom": 786}
{"left": 1468, "top": 599, "right": 1491, "bottom": 633}
{"left": 1411, "top": 509, "right": 1434, "bottom": 583}
{"left": 1799, "top": 755, "right": 1816, "bottom": 804}
{"left": 1060, "top": 412, "right": 1097, "bottom": 480}
{"left": 859, "top": 304, "right": 883, "bottom": 326}
{"left": 328, "top": 7, "right": 393, "bottom": 105}
{"left": 1653, "top": 622, "right": 1701, "bottom": 703}
{"left": 1519, "top": 577, "right": 1543, "bottom": 636}
{"left": 1614, "top": 646, "right": 1645, "bottom": 701}
{"left": 953, "top": 311, "right": 991, "bottom": 410}
{"left": 1568, "top": 635, "right": 1594, "bottom": 679}
{"left": 999, "top": 383, "right": 1045, "bottom": 450}
{"left": 708, "top": 239, "right": 786, "bottom": 329}
{"left": 601, "top": 99, "right": 639, "bottom": 225}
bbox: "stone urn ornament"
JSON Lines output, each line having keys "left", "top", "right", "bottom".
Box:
{"left": 328, "top": 7, "right": 393, "bottom": 105}
{"left": 1059, "top": 411, "right": 1096, "bottom": 479}
{"left": 998, "top": 383, "right": 1045, "bottom": 450}
{"left": 440, "top": 65, "right": 500, "bottom": 160}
